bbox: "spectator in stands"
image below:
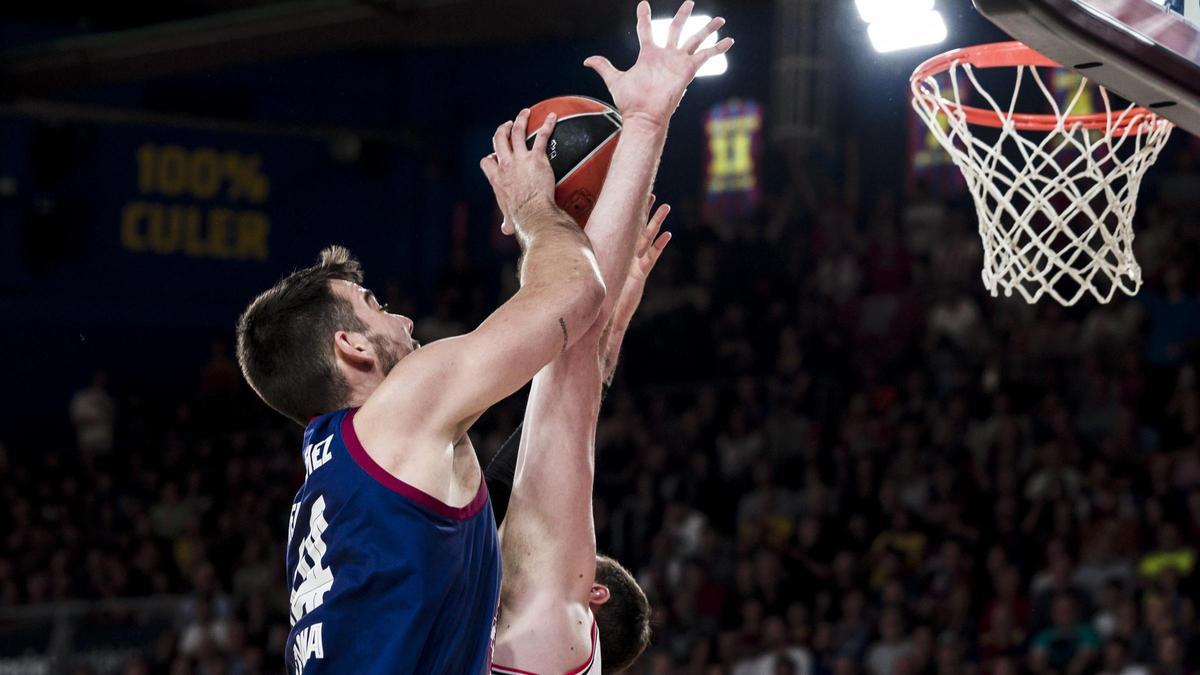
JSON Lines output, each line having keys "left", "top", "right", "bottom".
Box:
{"left": 1098, "top": 638, "right": 1150, "bottom": 675}
{"left": 1028, "top": 594, "right": 1101, "bottom": 675}
{"left": 1138, "top": 523, "right": 1196, "bottom": 581}
{"left": 731, "top": 615, "right": 813, "bottom": 675}
{"left": 69, "top": 369, "right": 116, "bottom": 456}
{"left": 1153, "top": 633, "right": 1194, "bottom": 675}
{"left": 864, "top": 608, "right": 911, "bottom": 675}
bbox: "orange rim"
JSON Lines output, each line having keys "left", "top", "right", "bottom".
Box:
{"left": 910, "top": 41, "right": 1162, "bottom": 134}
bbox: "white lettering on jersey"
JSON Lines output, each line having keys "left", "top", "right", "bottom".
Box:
{"left": 290, "top": 495, "right": 334, "bottom": 625}
{"left": 292, "top": 622, "right": 325, "bottom": 673}
{"left": 304, "top": 434, "right": 334, "bottom": 477}
{"left": 287, "top": 501, "right": 301, "bottom": 547}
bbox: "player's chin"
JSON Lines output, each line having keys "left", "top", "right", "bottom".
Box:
{"left": 400, "top": 339, "right": 420, "bottom": 361}
{"left": 396, "top": 339, "right": 419, "bottom": 363}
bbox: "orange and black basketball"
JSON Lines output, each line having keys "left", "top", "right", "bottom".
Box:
{"left": 525, "top": 96, "right": 622, "bottom": 227}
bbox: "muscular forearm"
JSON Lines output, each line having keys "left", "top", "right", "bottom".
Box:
{"left": 516, "top": 201, "right": 604, "bottom": 291}
{"left": 584, "top": 119, "right": 668, "bottom": 320}
{"left": 511, "top": 203, "right": 606, "bottom": 350}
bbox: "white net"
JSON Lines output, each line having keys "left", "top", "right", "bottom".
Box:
{"left": 911, "top": 55, "right": 1174, "bottom": 305}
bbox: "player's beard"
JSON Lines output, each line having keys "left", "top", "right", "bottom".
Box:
{"left": 369, "top": 333, "right": 403, "bottom": 376}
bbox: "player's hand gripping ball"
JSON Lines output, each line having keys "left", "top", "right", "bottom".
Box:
{"left": 523, "top": 96, "right": 622, "bottom": 227}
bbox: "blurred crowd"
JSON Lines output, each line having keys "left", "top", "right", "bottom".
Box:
{"left": 2, "top": 144, "right": 1200, "bottom": 675}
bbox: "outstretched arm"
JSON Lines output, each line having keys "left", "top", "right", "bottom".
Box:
{"left": 499, "top": 206, "right": 672, "bottom": 602}
{"left": 485, "top": 207, "right": 671, "bottom": 524}
{"left": 582, "top": 0, "right": 730, "bottom": 322}
{"left": 499, "top": 0, "right": 729, "bottom": 614}
{"left": 602, "top": 200, "right": 673, "bottom": 384}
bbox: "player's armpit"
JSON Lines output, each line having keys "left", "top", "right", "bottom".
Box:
{"left": 484, "top": 423, "right": 524, "bottom": 526}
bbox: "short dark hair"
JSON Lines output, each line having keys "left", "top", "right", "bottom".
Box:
{"left": 594, "top": 554, "right": 651, "bottom": 673}
{"left": 236, "top": 246, "right": 367, "bottom": 425}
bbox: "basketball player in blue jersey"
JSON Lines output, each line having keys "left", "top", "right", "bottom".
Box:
{"left": 235, "top": 106, "right": 608, "bottom": 672}
{"left": 487, "top": 3, "right": 733, "bottom": 672}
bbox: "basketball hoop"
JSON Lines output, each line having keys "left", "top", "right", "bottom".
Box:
{"left": 910, "top": 41, "right": 1174, "bottom": 305}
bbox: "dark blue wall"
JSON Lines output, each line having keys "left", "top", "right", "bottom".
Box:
{"left": 1, "top": 5, "right": 778, "bottom": 420}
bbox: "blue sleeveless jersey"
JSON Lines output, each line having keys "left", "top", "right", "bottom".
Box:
{"left": 285, "top": 408, "right": 501, "bottom": 674}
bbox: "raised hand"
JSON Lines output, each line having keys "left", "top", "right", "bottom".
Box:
{"left": 602, "top": 198, "right": 672, "bottom": 382}
{"left": 612, "top": 199, "right": 672, "bottom": 334}
{"left": 584, "top": 1, "right": 734, "bottom": 129}
{"left": 480, "top": 108, "right": 560, "bottom": 235}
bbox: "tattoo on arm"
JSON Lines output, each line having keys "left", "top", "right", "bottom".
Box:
{"left": 558, "top": 317, "right": 568, "bottom": 353}
{"left": 516, "top": 190, "right": 541, "bottom": 212}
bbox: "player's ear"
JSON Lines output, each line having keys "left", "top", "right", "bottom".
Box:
{"left": 589, "top": 584, "right": 611, "bottom": 606}
{"left": 333, "top": 330, "right": 375, "bottom": 372}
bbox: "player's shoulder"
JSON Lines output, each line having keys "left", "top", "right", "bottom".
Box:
{"left": 357, "top": 333, "right": 476, "bottom": 431}
{"left": 352, "top": 363, "right": 457, "bottom": 463}
{"left": 308, "top": 406, "right": 489, "bottom": 522}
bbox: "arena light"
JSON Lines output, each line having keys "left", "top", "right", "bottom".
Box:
{"left": 650, "top": 14, "right": 728, "bottom": 77}
{"left": 866, "top": 10, "right": 948, "bottom": 53}
{"left": 855, "top": 0, "right": 935, "bottom": 24}
{"left": 856, "top": 0, "right": 947, "bottom": 53}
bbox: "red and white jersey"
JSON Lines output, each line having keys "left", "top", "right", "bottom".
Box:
{"left": 490, "top": 615, "right": 600, "bottom": 675}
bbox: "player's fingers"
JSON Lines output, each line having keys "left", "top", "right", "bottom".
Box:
{"left": 635, "top": 1, "right": 653, "bottom": 46}
{"left": 493, "top": 122, "right": 514, "bottom": 165}
{"left": 649, "top": 203, "right": 670, "bottom": 229}
{"left": 653, "top": 230, "right": 672, "bottom": 252}
{"left": 584, "top": 56, "right": 621, "bottom": 89}
{"left": 481, "top": 156, "right": 513, "bottom": 231}
{"left": 667, "top": 1, "right": 694, "bottom": 48}
{"left": 636, "top": 227, "right": 655, "bottom": 258}
{"left": 694, "top": 36, "right": 734, "bottom": 65}
{"left": 480, "top": 154, "right": 499, "bottom": 184}
{"left": 645, "top": 231, "right": 672, "bottom": 269}
{"left": 638, "top": 204, "right": 670, "bottom": 257}
{"left": 511, "top": 108, "right": 531, "bottom": 155}
{"left": 681, "top": 16, "right": 724, "bottom": 54}
{"left": 641, "top": 192, "right": 656, "bottom": 222}
{"left": 530, "top": 113, "right": 558, "bottom": 155}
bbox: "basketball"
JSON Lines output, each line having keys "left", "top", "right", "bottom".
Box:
{"left": 524, "top": 95, "right": 622, "bottom": 226}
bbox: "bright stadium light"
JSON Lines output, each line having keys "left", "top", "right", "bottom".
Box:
{"left": 866, "top": 10, "right": 948, "bottom": 53}
{"left": 855, "top": 0, "right": 935, "bottom": 24}
{"left": 855, "top": 0, "right": 947, "bottom": 53}
{"left": 651, "top": 14, "right": 728, "bottom": 77}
